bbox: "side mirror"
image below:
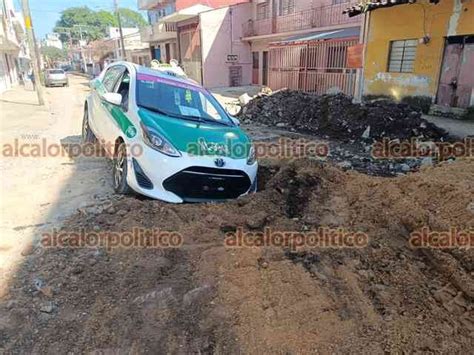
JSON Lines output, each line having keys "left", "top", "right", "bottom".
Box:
{"left": 230, "top": 116, "right": 240, "bottom": 126}
{"left": 90, "top": 78, "right": 100, "bottom": 89}
{"left": 103, "top": 92, "right": 122, "bottom": 106}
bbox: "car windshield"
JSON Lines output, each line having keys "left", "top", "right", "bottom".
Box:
{"left": 136, "top": 73, "right": 232, "bottom": 125}
{"left": 48, "top": 70, "right": 64, "bottom": 74}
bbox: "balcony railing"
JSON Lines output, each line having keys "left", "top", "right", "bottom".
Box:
{"left": 140, "top": 22, "right": 177, "bottom": 43}
{"left": 242, "top": 3, "right": 360, "bottom": 38}
{"left": 138, "top": 0, "right": 173, "bottom": 10}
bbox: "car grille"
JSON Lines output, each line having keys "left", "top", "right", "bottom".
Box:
{"left": 163, "top": 166, "right": 251, "bottom": 202}
{"left": 132, "top": 159, "right": 153, "bottom": 190}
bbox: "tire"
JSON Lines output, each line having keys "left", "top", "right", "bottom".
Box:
{"left": 82, "top": 107, "right": 97, "bottom": 143}
{"left": 113, "top": 142, "right": 132, "bottom": 195}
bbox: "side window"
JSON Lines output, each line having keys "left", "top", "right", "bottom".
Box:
{"left": 113, "top": 70, "right": 131, "bottom": 111}
{"left": 102, "top": 67, "right": 123, "bottom": 92}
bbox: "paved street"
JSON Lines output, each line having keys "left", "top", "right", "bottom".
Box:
{"left": 0, "top": 75, "right": 112, "bottom": 295}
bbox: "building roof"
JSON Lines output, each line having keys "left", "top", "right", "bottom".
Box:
{"left": 343, "top": 0, "right": 439, "bottom": 17}
{"left": 270, "top": 27, "right": 360, "bottom": 45}
{"left": 161, "top": 4, "right": 213, "bottom": 23}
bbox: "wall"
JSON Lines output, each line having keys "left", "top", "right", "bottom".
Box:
{"left": 363, "top": 0, "right": 474, "bottom": 100}
{"left": 200, "top": 3, "right": 253, "bottom": 87}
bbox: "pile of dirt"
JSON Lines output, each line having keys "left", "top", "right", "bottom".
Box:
{"left": 238, "top": 91, "right": 448, "bottom": 141}
{"left": 0, "top": 159, "right": 473, "bottom": 353}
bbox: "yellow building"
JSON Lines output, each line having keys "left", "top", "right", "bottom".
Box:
{"left": 346, "top": 0, "right": 474, "bottom": 108}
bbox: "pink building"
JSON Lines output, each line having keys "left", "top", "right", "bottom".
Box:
{"left": 243, "top": 0, "right": 362, "bottom": 94}
{"left": 138, "top": 0, "right": 361, "bottom": 94}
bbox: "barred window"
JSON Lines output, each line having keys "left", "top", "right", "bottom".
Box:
{"left": 388, "top": 39, "right": 417, "bottom": 73}
{"left": 257, "top": 3, "right": 269, "bottom": 20}
{"left": 279, "top": 0, "right": 295, "bottom": 16}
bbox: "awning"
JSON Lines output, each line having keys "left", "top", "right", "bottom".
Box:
{"left": 161, "top": 4, "right": 212, "bottom": 23}
{"left": 343, "top": 0, "right": 439, "bottom": 17}
{"left": 271, "top": 27, "right": 360, "bottom": 45}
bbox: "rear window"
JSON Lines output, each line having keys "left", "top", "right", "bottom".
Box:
{"left": 48, "top": 70, "right": 64, "bottom": 74}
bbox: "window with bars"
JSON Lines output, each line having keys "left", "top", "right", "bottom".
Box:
{"left": 257, "top": 3, "right": 269, "bottom": 20}
{"left": 279, "top": 0, "right": 295, "bottom": 16}
{"left": 388, "top": 39, "right": 417, "bottom": 73}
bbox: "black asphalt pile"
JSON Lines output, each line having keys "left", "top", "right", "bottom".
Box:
{"left": 238, "top": 91, "right": 448, "bottom": 141}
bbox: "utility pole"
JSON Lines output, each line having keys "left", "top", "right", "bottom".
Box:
{"left": 20, "top": 0, "right": 44, "bottom": 105}
{"left": 73, "top": 25, "right": 88, "bottom": 73}
{"left": 113, "top": 0, "right": 126, "bottom": 60}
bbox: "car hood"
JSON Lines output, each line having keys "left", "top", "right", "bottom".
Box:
{"left": 138, "top": 108, "right": 251, "bottom": 159}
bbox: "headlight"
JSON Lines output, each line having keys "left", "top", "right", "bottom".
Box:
{"left": 247, "top": 145, "right": 256, "bottom": 165}
{"left": 140, "top": 122, "right": 181, "bottom": 157}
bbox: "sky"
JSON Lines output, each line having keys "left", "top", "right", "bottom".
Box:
{"left": 13, "top": 0, "right": 143, "bottom": 39}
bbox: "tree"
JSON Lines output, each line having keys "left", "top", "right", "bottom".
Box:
{"left": 53, "top": 7, "right": 146, "bottom": 44}
{"left": 41, "top": 46, "right": 68, "bottom": 62}
{"left": 118, "top": 8, "right": 147, "bottom": 28}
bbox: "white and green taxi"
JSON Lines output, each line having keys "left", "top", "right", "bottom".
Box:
{"left": 82, "top": 61, "right": 258, "bottom": 203}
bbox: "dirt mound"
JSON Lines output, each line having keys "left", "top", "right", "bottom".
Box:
{"left": 239, "top": 91, "right": 448, "bottom": 141}
{"left": 1, "top": 159, "right": 473, "bottom": 353}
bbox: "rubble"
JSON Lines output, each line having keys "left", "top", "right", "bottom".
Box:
{"left": 238, "top": 90, "right": 448, "bottom": 141}
{"left": 1, "top": 158, "right": 472, "bottom": 353}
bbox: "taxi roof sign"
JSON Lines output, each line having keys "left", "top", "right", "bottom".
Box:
{"left": 150, "top": 59, "right": 187, "bottom": 79}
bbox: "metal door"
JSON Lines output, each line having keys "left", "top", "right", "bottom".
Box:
{"left": 437, "top": 37, "right": 474, "bottom": 108}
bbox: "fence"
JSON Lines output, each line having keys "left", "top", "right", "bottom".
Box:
{"left": 243, "top": 3, "right": 360, "bottom": 38}
{"left": 269, "top": 38, "right": 358, "bottom": 95}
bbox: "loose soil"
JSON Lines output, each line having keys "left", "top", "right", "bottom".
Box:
{"left": 238, "top": 91, "right": 448, "bottom": 141}
{"left": 1, "top": 158, "right": 473, "bottom": 353}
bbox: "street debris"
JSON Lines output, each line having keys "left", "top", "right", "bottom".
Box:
{"left": 238, "top": 90, "right": 448, "bottom": 141}
{"left": 1, "top": 158, "right": 472, "bottom": 353}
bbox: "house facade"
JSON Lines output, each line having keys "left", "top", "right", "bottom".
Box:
{"left": 346, "top": 0, "right": 474, "bottom": 108}
{"left": 242, "top": 0, "right": 361, "bottom": 95}
{"left": 0, "top": 0, "right": 29, "bottom": 93}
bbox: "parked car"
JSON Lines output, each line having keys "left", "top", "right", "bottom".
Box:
{"left": 82, "top": 61, "right": 258, "bottom": 203}
{"left": 44, "top": 69, "right": 68, "bottom": 87}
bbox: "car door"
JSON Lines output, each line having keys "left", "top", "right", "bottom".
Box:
{"left": 93, "top": 65, "right": 125, "bottom": 148}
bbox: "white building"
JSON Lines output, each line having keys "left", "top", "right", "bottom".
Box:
{"left": 43, "top": 33, "right": 63, "bottom": 49}
{"left": 0, "top": 0, "right": 29, "bottom": 93}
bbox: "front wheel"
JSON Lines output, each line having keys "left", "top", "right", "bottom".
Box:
{"left": 113, "top": 142, "right": 132, "bottom": 195}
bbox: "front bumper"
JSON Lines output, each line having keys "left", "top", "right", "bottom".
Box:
{"left": 126, "top": 145, "right": 258, "bottom": 203}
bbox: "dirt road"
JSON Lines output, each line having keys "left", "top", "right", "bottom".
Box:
{"left": 0, "top": 75, "right": 112, "bottom": 296}
{"left": 0, "top": 77, "right": 473, "bottom": 353}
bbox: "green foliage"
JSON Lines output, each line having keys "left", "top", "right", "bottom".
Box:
{"left": 41, "top": 46, "right": 68, "bottom": 61}
{"left": 118, "top": 8, "right": 147, "bottom": 28}
{"left": 53, "top": 6, "right": 146, "bottom": 44}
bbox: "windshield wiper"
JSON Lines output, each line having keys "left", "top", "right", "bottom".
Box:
{"left": 184, "top": 115, "right": 230, "bottom": 126}
{"left": 139, "top": 105, "right": 230, "bottom": 126}
{"left": 140, "top": 105, "right": 204, "bottom": 123}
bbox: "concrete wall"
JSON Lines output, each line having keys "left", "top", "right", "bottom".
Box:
{"left": 363, "top": 0, "right": 474, "bottom": 100}
{"left": 200, "top": 3, "right": 253, "bottom": 88}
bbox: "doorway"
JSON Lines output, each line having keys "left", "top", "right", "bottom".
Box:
{"left": 262, "top": 51, "right": 269, "bottom": 86}
{"left": 437, "top": 35, "right": 474, "bottom": 108}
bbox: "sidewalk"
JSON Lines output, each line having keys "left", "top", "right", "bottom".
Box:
{"left": 0, "top": 86, "right": 51, "bottom": 137}
{"left": 423, "top": 114, "right": 474, "bottom": 139}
